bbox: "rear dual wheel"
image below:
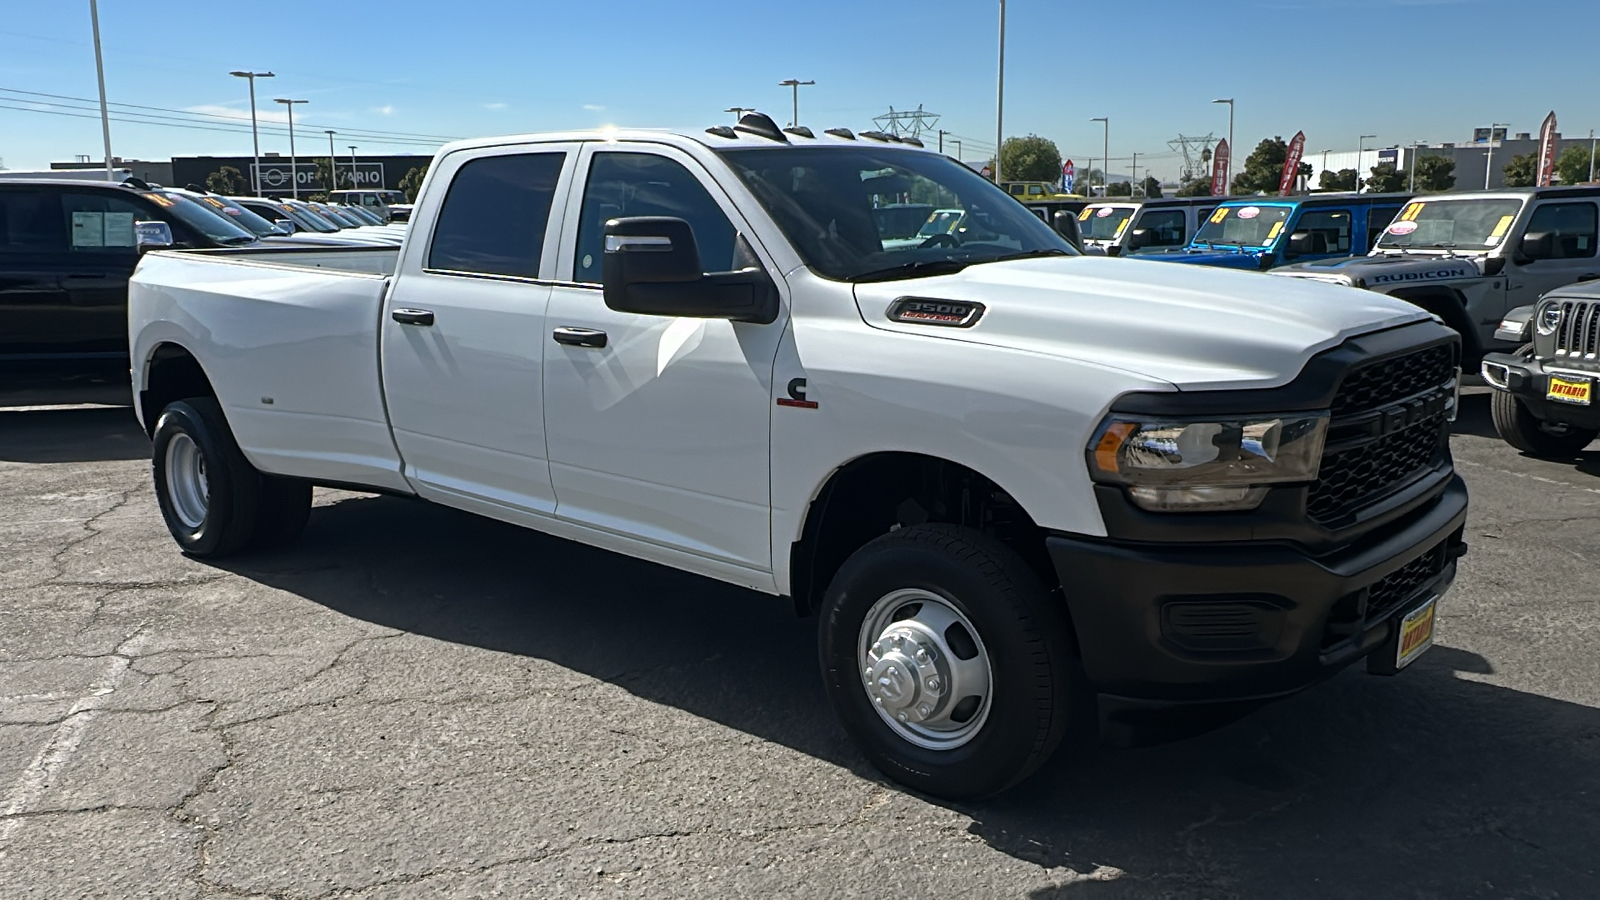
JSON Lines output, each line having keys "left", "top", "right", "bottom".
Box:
{"left": 152, "top": 397, "right": 312, "bottom": 557}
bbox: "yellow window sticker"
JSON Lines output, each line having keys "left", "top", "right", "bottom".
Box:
{"left": 147, "top": 194, "right": 175, "bottom": 208}
{"left": 1400, "top": 202, "right": 1425, "bottom": 221}
{"left": 1114, "top": 218, "right": 1129, "bottom": 237}
{"left": 1266, "top": 221, "right": 1285, "bottom": 243}
{"left": 1210, "top": 207, "right": 1230, "bottom": 224}
{"left": 1489, "top": 215, "right": 1514, "bottom": 238}
{"left": 1078, "top": 208, "right": 1093, "bottom": 221}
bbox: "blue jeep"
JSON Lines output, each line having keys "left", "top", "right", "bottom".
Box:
{"left": 1148, "top": 192, "right": 1412, "bottom": 271}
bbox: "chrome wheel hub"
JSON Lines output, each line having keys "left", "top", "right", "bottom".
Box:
{"left": 165, "top": 433, "right": 209, "bottom": 530}
{"left": 858, "top": 589, "right": 993, "bottom": 750}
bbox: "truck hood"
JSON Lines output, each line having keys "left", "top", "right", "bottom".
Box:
{"left": 853, "top": 256, "right": 1431, "bottom": 391}
{"left": 1151, "top": 248, "right": 1269, "bottom": 270}
{"left": 1274, "top": 252, "right": 1486, "bottom": 287}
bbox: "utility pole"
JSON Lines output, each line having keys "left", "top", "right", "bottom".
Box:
{"left": 952, "top": 139, "right": 962, "bottom": 162}
{"left": 89, "top": 0, "right": 114, "bottom": 181}
{"left": 1590, "top": 129, "right": 1596, "bottom": 183}
{"left": 1485, "top": 123, "right": 1508, "bottom": 190}
{"left": 230, "top": 70, "right": 274, "bottom": 194}
{"left": 325, "top": 130, "right": 339, "bottom": 192}
{"left": 1131, "top": 151, "right": 1139, "bottom": 196}
{"left": 274, "top": 98, "right": 308, "bottom": 199}
{"left": 995, "top": 0, "right": 1006, "bottom": 184}
{"left": 1091, "top": 117, "right": 1109, "bottom": 196}
{"left": 1409, "top": 141, "right": 1423, "bottom": 192}
{"left": 777, "top": 79, "right": 813, "bottom": 128}
{"left": 1357, "top": 134, "right": 1377, "bottom": 192}
{"left": 348, "top": 145, "right": 358, "bottom": 188}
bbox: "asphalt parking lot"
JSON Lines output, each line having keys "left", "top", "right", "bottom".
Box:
{"left": 1, "top": 389, "right": 1597, "bottom": 900}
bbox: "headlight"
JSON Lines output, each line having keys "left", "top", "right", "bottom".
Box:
{"left": 1536, "top": 303, "right": 1562, "bottom": 336}
{"left": 1087, "top": 413, "right": 1329, "bottom": 512}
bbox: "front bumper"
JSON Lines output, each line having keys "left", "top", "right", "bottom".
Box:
{"left": 1047, "top": 476, "right": 1468, "bottom": 736}
{"left": 1481, "top": 351, "right": 1600, "bottom": 429}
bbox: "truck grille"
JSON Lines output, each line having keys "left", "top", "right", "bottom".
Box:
{"left": 1366, "top": 539, "right": 1449, "bottom": 620}
{"left": 1554, "top": 299, "right": 1600, "bottom": 365}
{"left": 1308, "top": 344, "right": 1456, "bottom": 527}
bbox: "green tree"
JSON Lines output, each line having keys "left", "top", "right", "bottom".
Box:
{"left": 1105, "top": 181, "right": 1133, "bottom": 197}
{"left": 1365, "top": 162, "right": 1406, "bottom": 193}
{"left": 1229, "top": 137, "right": 1311, "bottom": 195}
{"left": 399, "top": 165, "right": 429, "bottom": 202}
{"left": 1141, "top": 175, "right": 1162, "bottom": 199}
{"left": 1502, "top": 153, "right": 1537, "bottom": 188}
{"left": 1319, "top": 168, "right": 1358, "bottom": 191}
{"left": 1555, "top": 145, "right": 1596, "bottom": 185}
{"left": 1412, "top": 155, "right": 1456, "bottom": 192}
{"left": 315, "top": 157, "right": 351, "bottom": 192}
{"left": 1175, "top": 178, "right": 1212, "bottom": 197}
{"left": 205, "top": 165, "right": 249, "bottom": 195}
{"left": 999, "top": 135, "right": 1064, "bottom": 184}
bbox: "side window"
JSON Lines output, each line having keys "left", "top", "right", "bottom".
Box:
{"left": 1194, "top": 207, "right": 1216, "bottom": 230}
{"left": 59, "top": 192, "right": 149, "bottom": 253}
{"left": 1367, "top": 206, "right": 1402, "bottom": 248}
{"left": 573, "top": 153, "right": 738, "bottom": 283}
{"left": 1292, "top": 209, "right": 1352, "bottom": 255}
{"left": 1138, "top": 209, "right": 1187, "bottom": 247}
{"left": 1526, "top": 201, "right": 1598, "bottom": 258}
{"left": 0, "top": 190, "right": 67, "bottom": 253}
{"left": 427, "top": 152, "right": 565, "bottom": 278}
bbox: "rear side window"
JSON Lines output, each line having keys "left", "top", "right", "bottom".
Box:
{"left": 60, "top": 192, "right": 154, "bottom": 252}
{"left": 0, "top": 190, "right": 67, "bottom": 252}
{"left": 1292, "top": 209, "right": 1352, "bottom": 255}
{"left": 428, "top": 153, "right": 565, "bottom": 278}
{"left": 1367, "top": 206, "right": 1402, "bottom": 248}
{"left": 1137, "top": 209, "right": 1187, "bottom": 247}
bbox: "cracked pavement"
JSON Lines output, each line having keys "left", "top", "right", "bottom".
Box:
{"left": 0, "top": 393, "right": 1597, "bottom": 899}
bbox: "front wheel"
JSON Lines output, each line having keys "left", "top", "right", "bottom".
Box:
{"left": 818, "top": 524, "right": 1078, "bottom": 800}
{"left": 1490, "top": 388, "right": 1598, "bottom": 458}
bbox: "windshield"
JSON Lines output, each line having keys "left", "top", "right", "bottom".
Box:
{"left": 188, "top": 194, "right": 283, "bottom": 238}
{"left": 719, "top": 146, "right": 1074, "bottom": 281}
{"left": 315, "top": 204, "right": 362, "bottom": 227}
{"left": 150, "top": 192, "right": 257, "bottom": 244}
{"left": 286, "top": 201, "right": 344, "bottom": 230}
{"left": 1376, "top": 198, "right": 1525, "bottom": 251}
{"left": 267, "top": 201, "right": 338, "bottom": 233}
{"left": 1077, "top": 205, "right": 1136, "bottom": 241}
{"left": 340, "top": 205, "right": 384, "bottom": 225}
{"left": 1192, "top": 205, "right": 1292, "bottom": 248}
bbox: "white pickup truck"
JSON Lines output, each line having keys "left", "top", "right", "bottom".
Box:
{"left": 129, "top": 114, "right": 1469, "bottom": 799}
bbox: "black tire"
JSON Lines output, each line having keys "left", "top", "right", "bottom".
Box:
{"left": 1491, "top": 388, "right": 1598, "bottom": 458}
{"left": 818, "top": 524, "right": 1077, "bottom": 800}
{"left": 151, "top": 397, "right": 262, "bottom": 557}
{"left": 255, "top": 477, "right": 313, "bottom": 548}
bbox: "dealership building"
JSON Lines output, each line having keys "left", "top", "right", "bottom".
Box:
{"left": 50, "top": 152, "right": 434, "bottom": 195}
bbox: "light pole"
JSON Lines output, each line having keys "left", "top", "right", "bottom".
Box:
{"left": 1091, "top": 117, "right": 1109, "bottom": 196}
{"left": 1320, "top": 149, "right": 1331, "bottom": 187}
{"left": 1409, "top": 140, "right": 1424, "bottom": 192}
{"left": 724, "top": 106, "right": 753, "bottom": 122}
{"left": 325, "top": 130, "right": 339, "bottom": 193}
{"left": 1213, "top": 99, "right": 1234, "bottom": 191}
{"left": 348, "top": 145, "right": 358, "bottom": 188}
{"left": 1484, "top": 123, "right": 1509, "bottom": 190}
{"left": 230, "top": 70, "right": 274, "bottom": 194}
{"left": 1131, "top": 151, "right": 1139, "bottom": 196}
{"left": 1356, "top": 134, "right": 1377, "bottom": 192}
{"left": 777, "top": 79, "right": 813, "bottom": 128}
{"left": 1589, "top": 129, "right": 1596, "bottom": 183}
{"left": 995, "top": 0, "right": 1006, "bottom": 184}
{"left": 952, "top": 139, "right": 962, "bottom": 163}
{"left": 89, "top": 0, "right": 114, "bottom": 181}
{"left": 273, "top": 98, "right": 307, "bottom": 199}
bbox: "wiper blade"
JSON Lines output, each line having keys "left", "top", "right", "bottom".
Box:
{"left": 981, "top": 249, "right": 1073, "bottom": 264}
{"left": 218, "top": 236, "right": 257, "bottom": 245}
{"left": 850, "top": 259, "right": 972, "bottom": 283}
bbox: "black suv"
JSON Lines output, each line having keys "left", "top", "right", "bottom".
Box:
{"left": 1481, "top": 281, "right": 1600, "bottom": 457}
{"left": 0, "top": 179, "right": 260, "bottom": 374}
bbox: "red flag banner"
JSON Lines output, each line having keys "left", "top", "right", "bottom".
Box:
{"left": 1280, "top": 131, "right": 1306, "bottom": 196}
{"left": 1537, "top": 111, "right": 1558, "bottom": 187}
{"left": 1211, "top": 139, "right": 1230, "bottom": 197}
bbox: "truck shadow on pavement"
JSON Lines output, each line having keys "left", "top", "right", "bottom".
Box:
{"left": 221, "top": 493, "right": 1599, "bottom": 899}
{"left": 0, "top": 406, "right": 149, "bottom": 464}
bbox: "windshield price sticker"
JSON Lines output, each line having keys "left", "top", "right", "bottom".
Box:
{"left": 1266, "top": 221, "right": 1285, "bottom": 242}
{"left": 147, "top": 194, "right": 175, "bottom": 208}
{"left": 1489, "top": 215, "right": 1514, "bottom": 238}
{"left": 1400, "top": 202, "right": 1425, "bottom": 221}
{"left": 1114, "top": 218, "right": 1129, "bottom": 236}
{"left": 1388, "top": 220, "right": 1419, "bottom": 235}
{"left": 1096, "top": 207, "right": 1114, "bottom": 218}
{"left": 1237, "top": 206, "right": 1261, "bottom": 220}
{"left": 1078, "top": 208, "right": 1093, "bottom": 221}
{"left": 1210, "top": 208, "right": 1229, "bottom": 224}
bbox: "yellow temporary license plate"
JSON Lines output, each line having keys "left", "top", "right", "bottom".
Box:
{"left": 1395, "top": 599, "right": 1437, "bottom": 670}
{"left": 1547, "top": 375, "right": 1593, "bottom": 406}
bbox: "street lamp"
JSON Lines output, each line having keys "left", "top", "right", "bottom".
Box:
{"left": 1091, "top": 117, "right": 1109, "bottom": 196}
{"left": 230, "top": 70, "right": 275, "bottom": 194}
{"left": 273, "top": 98, "right": 308, "bottom": 199}
{"left": 89, "top": 0, "right": 114, "bottom": 181}
{"left": 724, "top": 106, "right": 754, "bottom": 122}
{"left": 348, "top": 145, "right": 358, "bottom": 188}
{"left": 325, "top": 130, "right": 339, "bottom": 193}
{"left": 777, "top": 79, "right": 813, "bottom": 128}
{"left": 1357, "top": 134, "right": 1377, "bottom": 192}
{"left": 1213, "top": 99, "right": 1234, "bottom": 189}
{"left": 1484, "top": 123, "right": 1509, "bottom": 190}
{"left": 1409, "top": 140, "right": 1425, "bottom": 192}
{"left": 995, "top": 0, "right": 1006, "bottom": 184}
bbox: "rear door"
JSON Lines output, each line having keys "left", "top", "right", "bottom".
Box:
{"left": 1283, "top": 207, "right": 1354, "bottom": 264}
{"left": 381, "top": 143, "right": 577, "bottom": 514}
{"left": 0, "top": 187, "right": 71, "bottom": 359}
{"left": 54, "top": 189, "right": 152, "bottom": 357}
{"left": 1512, "top": 198, "right": 1600, "bottom": 301}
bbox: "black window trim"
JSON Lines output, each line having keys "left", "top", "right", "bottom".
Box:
{"left": 1526, "top": 199, "right": 1599, "bottom": 259}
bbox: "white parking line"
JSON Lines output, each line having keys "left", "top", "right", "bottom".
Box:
{"left": 1455, "top": 458, "right": 1600, "bottom": 496}
{"left": 0, "top": 629, "right": 149, "bottom": 850}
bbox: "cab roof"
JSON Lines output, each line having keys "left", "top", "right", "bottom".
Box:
{"left": 437, "top": 112, "right": 940, "bottom": 158}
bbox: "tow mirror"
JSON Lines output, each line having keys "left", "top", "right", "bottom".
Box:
{"left": 273, "top": 218, "right": 297, "bottom": 234}
{"left": 601, "top": 217, "right": 779, "bottom": 324}
{"left": 1286, "top": 231, "right": 1328, "bottom": 256}
{"left": 1517, "top": 231, "right": 1555, "bottom": 263}
{"left": 1127, "top": 228, "right": 1151, "bottom": 250}
{"left": 1051, "top": 210, "right": 1083, "bottom": 251}
{"left": 135, "top": 221, "right": 174, "bottom": 254}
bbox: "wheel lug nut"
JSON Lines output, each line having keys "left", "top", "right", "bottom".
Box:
{"left": 915, "top": 648, "right": 930, "bottom": 663}
{"left": 926, "top": 677, "right": 940, "bottom": 691}
{"left": 918, "top": 704, "right": 932, "bottom": 716}
{"left": 896, "top": 712, "right": 908, "bottom": 723}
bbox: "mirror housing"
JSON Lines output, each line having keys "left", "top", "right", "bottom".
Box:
{"left": 1517, "top": 231, "right": 1555, "bottom": 263}
{"left": 273, "top": 218, "right": 297, "bottom": 234}
{"left": 135, "top": 220, "right": 174, "bottom": 254}
{"left": 1127, "top": 228, "right": 1151, "bottom": 250}
{"left": 601, "top": 217, "right": 779, "bottom": 324}
{"left": 1051, "top": 210, "right": 1083, "bottom": 251}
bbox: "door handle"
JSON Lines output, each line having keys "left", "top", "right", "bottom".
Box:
{"left": 391, "top": 308, "right": 435, "bottom": 326}
{"left": 552, "top": 326, "right": 608, "bottom": 348}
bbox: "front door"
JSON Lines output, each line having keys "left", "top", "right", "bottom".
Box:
{"left": 54, "top": 189, "right": 149, "bottom": 358}
{"left": 381, "top": 145, "right": 577, "bottom": 513}
{"left": 542, "top": 145, "right": 786, "bottom": 575}
{"left": 1505, "top": 198, "right": 1600, "bottom": 315}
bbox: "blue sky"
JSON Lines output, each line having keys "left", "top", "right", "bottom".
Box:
{"left": 1, "top": 0, "right": 1593, "bottom": 181}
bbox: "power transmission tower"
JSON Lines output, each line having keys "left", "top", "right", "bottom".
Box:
{"left": 1167, "top": 133, "right": 1218, "bottom": 182}
{"left": 873, "top": 105, "right": 940, "bottom": 139}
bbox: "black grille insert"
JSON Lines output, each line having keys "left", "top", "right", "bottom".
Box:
{"left": 1367, "top": 540, "right": 1449, "bottom": 620}
{"left": 1329, "top": 343, "right": 1455, "bottom": 418}
{"left": 1308, "top": 415, "right": 1446, "bottom": 524}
